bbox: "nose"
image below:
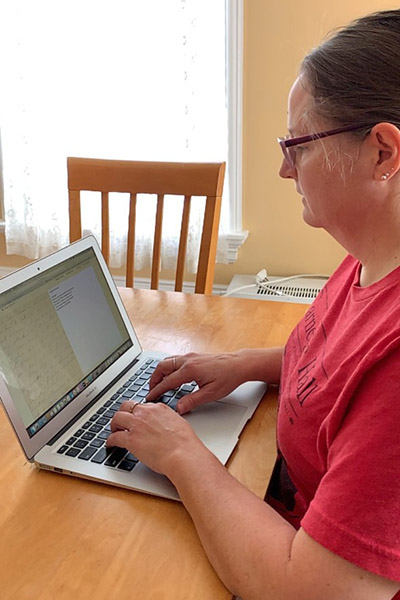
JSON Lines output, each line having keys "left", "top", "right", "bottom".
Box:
{"left": 279, "top": 157, "right": 297, "bottom": 180}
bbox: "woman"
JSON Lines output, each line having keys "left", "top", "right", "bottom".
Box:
{"left": 108, "top": 10, "right": 400, "bottom": 599}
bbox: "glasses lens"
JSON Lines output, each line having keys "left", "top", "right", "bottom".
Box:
{"left": 287, "top": 147, "right": 295, "bottom": 168}
{"left": 278, "top": 137, "right": 295, "bottom": 168}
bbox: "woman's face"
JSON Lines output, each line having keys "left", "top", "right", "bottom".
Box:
{"left": 279, "top": 77, "right": 367, "bottom": 235}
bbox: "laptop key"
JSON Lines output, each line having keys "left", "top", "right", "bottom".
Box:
{"left": 89, "top": 424, "right": 102, "bottom": 433}
{"left": 125, "top": 452, "right": 139, "bottom": 462}
{"left": 66, "top": 447, "right": 80, "bottom": 457}
{"left": 91, "top": 447, "right": 111, "bottom": 464}
{"left": 78, "top": 446, "right": 98, "bottom": 461}
{"left": 118, "top": 459, "right": 137, "bottom": 472}
{"left": 96, "top": 417, "right": 110, "bottom": 426}
{"left": 57, "top": 445, "right": 68, "bottom": 454}
{"left": 104, "top": 447, "right": 127, "bottom": 467}
{"left": 74, "top": 439, "right": 89, "bottom": 449}
{"left": 181, "top": 384, "right": 196, "bottom": 392}
{"left": 168, "top": 397, "right": 179, "bottom": 411}
{"left": 66, "top": 436, "right": 77, "bottom": 445}
{"left": 98, "top": 430, "right": 110, "bottom": 440}
{"left": 90, "top": 438, "right": 104, "bottom": 448}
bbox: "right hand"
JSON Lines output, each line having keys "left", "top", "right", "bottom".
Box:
{"left": 146, "top": 352, "right": 247, "bottom": 414}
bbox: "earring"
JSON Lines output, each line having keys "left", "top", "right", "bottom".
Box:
{"left": 381, "top": 172, "right": 390, "bottom": 180}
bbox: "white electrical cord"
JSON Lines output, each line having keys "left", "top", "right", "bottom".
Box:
{"left": 223, "top": 269, "right": 329, "bottom": 298}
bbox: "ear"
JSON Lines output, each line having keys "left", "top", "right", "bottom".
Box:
{"left": 369, "top": 123, "right": 400, "bottom": 181}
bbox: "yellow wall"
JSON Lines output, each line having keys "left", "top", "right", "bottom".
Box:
{"left": 1, "top": 0, "right": 398, "bottom": 284}
{"left": 214, "top": 0, "right": 399, "bottom": 284}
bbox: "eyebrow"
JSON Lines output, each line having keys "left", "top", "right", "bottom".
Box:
{"left": 287, "top": 128, "right": 302, "bottom": 137}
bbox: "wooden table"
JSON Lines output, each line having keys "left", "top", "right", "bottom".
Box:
{"left": 0, "top": 289, "right": 307, "bottom": 600}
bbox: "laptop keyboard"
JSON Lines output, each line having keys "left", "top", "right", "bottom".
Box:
{"left": 56, "top": 358, "right": 196, "bottom": 471}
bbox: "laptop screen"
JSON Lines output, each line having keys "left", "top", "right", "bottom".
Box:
{"left": 0, "top": 247, "right": 132, "bottom": 438}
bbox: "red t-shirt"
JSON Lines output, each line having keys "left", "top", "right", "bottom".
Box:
{"left": 265, "top": 255, "right": 400, "bottom": 589}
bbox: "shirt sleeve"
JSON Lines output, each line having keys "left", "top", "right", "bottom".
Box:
{"left": 301, "top": 344, "right": 400, "bottom": 582}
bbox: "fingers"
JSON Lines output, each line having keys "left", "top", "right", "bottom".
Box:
{"left": 176, "top": 389, "right": 203, "bottom": 415}
{"left": 109, "top": 403, "right": 139, "bottom": 432}
{"left": 147, "top": 374, "right": 181, "bottom": 402}
{"left": 106, "top": 401, "right": 144, "bottom": 447}
{"left": 106, "top": 428, "right": 130, "bottom": 449}
{"left": 147, "top": 355, "right": 188, "bottom": 402}
{"left": 149, "top": 355, "right": 177, "bottom": 388}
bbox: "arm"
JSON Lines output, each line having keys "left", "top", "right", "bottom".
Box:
{"left": 147, "top": 347, "right": 284, "bottom": 414}
{"left": 168, "top": 439, "right": 399, "bottom": 600}
{"left": 107, "top": 404, "right": 400, "bottom": 600}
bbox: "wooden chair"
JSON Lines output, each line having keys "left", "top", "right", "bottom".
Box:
{"left": 67, "top": 158, "right": 225, "bottom": 294}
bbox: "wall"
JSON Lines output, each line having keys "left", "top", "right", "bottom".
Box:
{"left": 213, "top": 0, "right": 399, "bottom": 284}
{"left": 0, "top": 0, "right": 398, "bottom": 284}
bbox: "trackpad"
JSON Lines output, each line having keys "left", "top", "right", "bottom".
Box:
{"left": 184, "top": 402, "right": 248, "bottom": 462}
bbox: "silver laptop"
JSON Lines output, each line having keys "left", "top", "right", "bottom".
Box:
{"left": 0, "top": 236, "right": 266, "bottom": 501}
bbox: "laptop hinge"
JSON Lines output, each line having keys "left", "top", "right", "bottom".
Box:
{"left": 48, "top": 358, "right": 140, "bottom": 446}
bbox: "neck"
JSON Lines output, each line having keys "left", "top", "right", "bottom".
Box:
{"left": 327, "top": 203, "right": 400, "bottom": 287}
{"left": 345, "top": 235, "right": 400, "bottom": 287}
{"left": 358, "top": 253, "right": 400, "bottom": 287}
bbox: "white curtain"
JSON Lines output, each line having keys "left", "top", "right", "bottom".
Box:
{"left": 0, "top": 0, "right": 229, "bottom": 271}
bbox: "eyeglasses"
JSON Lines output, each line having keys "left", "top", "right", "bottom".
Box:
{"left": 278, "top": 123, "right": 375, "bottom": 168}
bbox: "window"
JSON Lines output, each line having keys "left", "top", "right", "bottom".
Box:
{"left": 0, "top": 0, "right": 246, "bottom": 267}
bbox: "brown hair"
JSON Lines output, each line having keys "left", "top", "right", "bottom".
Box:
{"left": 301, "top": 10, "right": 400, "bottom": 136}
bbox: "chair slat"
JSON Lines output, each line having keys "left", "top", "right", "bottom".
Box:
{"left": 175, "top": 195, "right": 191, "bottom": 292}
{"left": 101, "top": 191, "right": 110, "bottom": 265}
{"left": 195, "top": 195, "right": 222, "bottom": 294}
{"left": 126, "top": 193, "right": 137, "bottom": 287}
{"left": 151, "top": 195, "right": 164, "bottom": 290}
{"left": 68, "top": 190, "right": 82, "bottom": 241}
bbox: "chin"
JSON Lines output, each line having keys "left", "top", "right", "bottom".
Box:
{"left": 302, "top": 207, "right": 321, "bottom": 229}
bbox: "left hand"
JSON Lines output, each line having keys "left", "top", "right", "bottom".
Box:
{"left": 106, "top": 401, "right": 205, "bottom": 476}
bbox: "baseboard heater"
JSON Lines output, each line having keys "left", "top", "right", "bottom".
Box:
{"left": 225, "top": 274, "right": 328, "bottom": 304}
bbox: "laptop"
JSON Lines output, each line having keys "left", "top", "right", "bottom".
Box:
{"left": 0, "top": 236, "right": 267, "bottom": 501}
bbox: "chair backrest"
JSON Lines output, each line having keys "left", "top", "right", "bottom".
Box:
{"left": 67, "top": 158, "right": 225, "bottom": 294}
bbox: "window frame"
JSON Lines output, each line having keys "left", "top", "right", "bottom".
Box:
{"left": 225, "top": 0, "right": 248, "bottom": 262}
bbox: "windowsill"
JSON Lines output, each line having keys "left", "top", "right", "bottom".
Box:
{"left": 225, "top": 230, "right": 248, "bottom": 263}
